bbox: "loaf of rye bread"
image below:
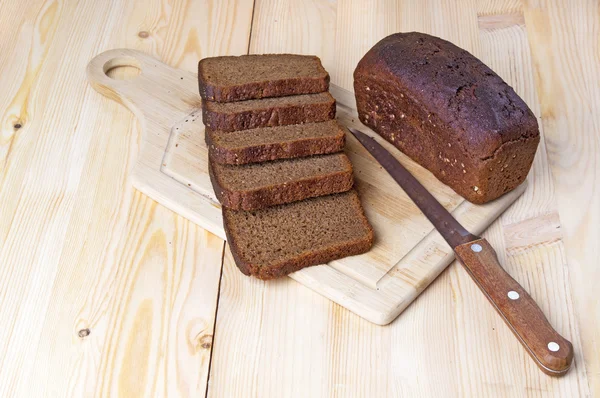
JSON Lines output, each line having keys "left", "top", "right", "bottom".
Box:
{"left": 202, "top": 92, "right": 336, "bottom": 132}
{"left": 354, "top": 32, "right": 540, "bottom": 204}
{"left": 223, "top": 190, "right": 374, "bottom": 279}
{"left": 209, "top": 153, "right": 354, "bottom": 210}
{"left": 205, "top": 120, "right": 346, "bottom": 165}
{"left": 198, "top": 54, "right": 329, "bottom": 102}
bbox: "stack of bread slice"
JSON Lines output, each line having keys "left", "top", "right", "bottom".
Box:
{"left": 199, "top": 54, "right": 374, "bottom": 279}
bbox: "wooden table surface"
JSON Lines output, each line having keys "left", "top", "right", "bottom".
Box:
{"left": 0, "top": 0, "right": 597, "bottom": 396}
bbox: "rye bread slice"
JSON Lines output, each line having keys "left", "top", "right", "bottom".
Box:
{"left": 223, "top": 190, "right": 374, "bottom": 279}
{"left": 202, "top": 92, "right": 336, "bottom": 132}
{"left": 209, "top": 153, "right": 354, "bottom": 210}
{"left": 206, "top": 120, "right": 346, "bottom": 165}
{"left": 198, "top": 54, "right": 330, "bottom": 102}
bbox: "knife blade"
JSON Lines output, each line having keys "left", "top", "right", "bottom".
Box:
{"left": 348, "top": 127, "right": 573, "bottom": 376}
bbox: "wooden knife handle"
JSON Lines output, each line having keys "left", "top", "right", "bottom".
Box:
{"left": 454, "top": 238, "right": 573, "bottom": 376}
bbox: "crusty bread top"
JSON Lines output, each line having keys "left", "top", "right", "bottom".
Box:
{"left": 354, "top": 32, "right": 539, "bottom": 159}
{"left": 199, "top": 54, "right": 328, "bottom": 86}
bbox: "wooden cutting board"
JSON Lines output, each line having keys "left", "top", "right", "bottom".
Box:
{"left": 87, "top": 49, "right": 526, "bottom": 325}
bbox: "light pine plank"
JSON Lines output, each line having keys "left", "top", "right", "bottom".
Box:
{"left": 91, "top": 201, "right": 225, "bottom": 398}
{"left": 0, "top": 0, "right": 252, "bottom": 396}
{"left": 208, "top": 0, "right": 589, "bottom": 396}
{"left": 477, "top": 0, "right": 522, "bottom": 17}
{"left": 248, "top": 0, "right": 337, "bottom": 80}
{"left": 523, "top": 0, "right": 600, "bottom": 394}
{"left": 208, "top": 248, "right": 335, "bottom": 398}
{"left": 332, "top": 0, "right": 482, "bottom": 90}
{"left": 0, "top": 0, "right": 596, "bottom": 397}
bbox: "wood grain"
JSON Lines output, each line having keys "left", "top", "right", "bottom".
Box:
{"left": 0, "top": 0, "right": 251, "bottom": 396}
{"left": 523, "top": 0, "right": 600, "bottom": 393}
{"left": 0, "top": 0, "right": 597, "bottom": 396}
{"left": 249, "top": 0, "right": 337, "bottom": 79}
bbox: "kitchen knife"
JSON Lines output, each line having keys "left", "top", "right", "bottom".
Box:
{"left": 348, "top": 127, "right": 573, "bottom": 376}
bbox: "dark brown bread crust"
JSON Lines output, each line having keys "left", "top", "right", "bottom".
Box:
{"left": 205, "top": 123, "right": 346, "bottom": 165}
{"left": 198, "top": 54, "right": 330, "bottom": 102}
{"left": 209, "top": 156, "right": 354, "bottom": 210}
{"left": 354, "top": 32, "right": 540, "bottom": 203}
{"left": 202, "top": 93, "right": 336, "bottom": 132}
{"left": 222, "top": 191, "right": 374, "bottom": 279}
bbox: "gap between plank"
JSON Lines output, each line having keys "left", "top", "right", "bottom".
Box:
{"left": 246, "top": 0, "right": 258, "bottom": 55}
{"left": 204, "top": 239, "right": 227, "bottom": 398}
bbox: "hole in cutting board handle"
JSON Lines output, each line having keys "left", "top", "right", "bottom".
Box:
{"left": 103, "top": 56, "right": 142, "bottom": 80}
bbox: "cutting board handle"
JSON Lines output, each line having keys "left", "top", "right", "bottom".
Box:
{"left": 86, "top": 49, "right": 199, "bottom": 124}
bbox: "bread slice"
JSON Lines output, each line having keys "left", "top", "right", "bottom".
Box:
{"left": 206, "top": 120, "right": 346, "bottom": 165}
{"left": 223, "top": 190, "right": 374, "bottom": 279}
{"left": 198, "top": 54, "right": 330, "bottom": 102}
{"left": 209, "top": 153, "right": 354, "bottom": 210}
{"left": 202, "top": 92, "right": 336, "bottom": 132}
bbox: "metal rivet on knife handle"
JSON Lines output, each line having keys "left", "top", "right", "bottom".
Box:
{"left": 471, "top": 243, "right": 483, "bottom": 252}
